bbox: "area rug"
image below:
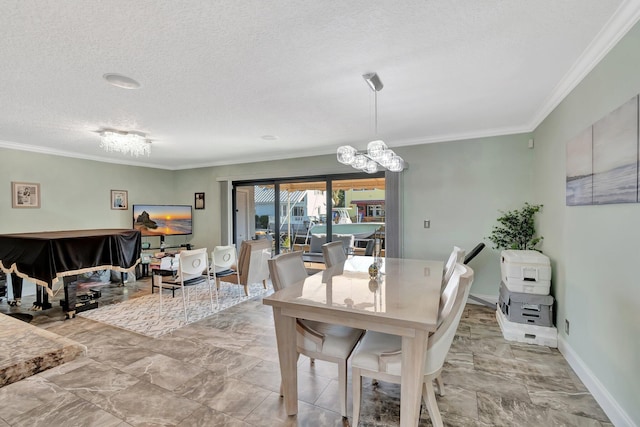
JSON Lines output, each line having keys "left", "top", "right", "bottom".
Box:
{"left": 78, "top": 281, "right": 273, "bottom": 338}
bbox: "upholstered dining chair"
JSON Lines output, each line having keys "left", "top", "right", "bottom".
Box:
{"left": 268, "top": 251, "right": 364, "bottom": 418}
{"left": 322, "top": 240, "right": 347, "bottom": 268}
{"left": 159, "top": 248, "right": 218, "bottom": 322}
{"left": 210, "top": 245, "right": 240, "bottom": 288}
{"left": 215, "top": 239, "right": 271, "bottom": 296}
{"left": 442, "top": 246, "right": 465, "bottom": 287}
{"left": 351, "top": 263, "right": 474, "bottom": 427}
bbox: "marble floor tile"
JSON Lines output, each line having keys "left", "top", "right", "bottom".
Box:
{"left": 442, "top": 366, "right": 531, "bottom": 401}
{"left": 96, "top": 380, "right": 203, "bottom": 426}
{"left": 10, "top": 396, "right": 124, "bottom": 427}
{"left": 244, "top": 392, "right": 348, "bottom": 427}
{"left": 0, "top": 280, "right": 611, "bottom": 427}
{"left": 121, "top": 353, "right": 206, "bottom": 392}
{"left": 527, "top": 389, "right": 610, "bottom": 422}
{"left": 477, "top": 391, "right": 610, "bottom": 427}
{"left": 178, "top": 372, "right": 271, "bottom": 419}
{"left": 0, "top": 376, "right": 77, "bottom": 423}
{"left": 178, "top": 405, "right": 253, "bottom": 427}
{"left": 46, "top": 360, "right": 140, "bottom": 405}
{"left": 473, "top": 352, "right": 568, "bottom": 378}
{"left": 450, "top": 334, "right": 514, "bottom": 358}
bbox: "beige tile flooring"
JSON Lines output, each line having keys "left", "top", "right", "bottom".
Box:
{"left": 0, "top": 277, "right": 611, "bottom": 426}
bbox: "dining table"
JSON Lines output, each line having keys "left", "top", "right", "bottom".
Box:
{"left": 262, "top": 255, "right": 443, "bottom": 427}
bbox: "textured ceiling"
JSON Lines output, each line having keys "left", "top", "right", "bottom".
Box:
{"left": 1, "top": 0, "right": 638, "bottom": 170}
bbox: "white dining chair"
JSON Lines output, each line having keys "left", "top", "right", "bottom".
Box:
{"left": 210, "top": 245, "right": 240, "bottom": 289}
{"left": 268, "top": 251, "right": 364, "bottom": 418}
{"left": 159, "top": 248, "right": 218, "bottom": 322}
{"left": 442, "top": 246, "right": 465, "bottom": 286}
{"left": 351, "top": 263, "right": 474, "bottom": 427}
{"left": 321, "top": 240, "right": 347, "bottom": 267}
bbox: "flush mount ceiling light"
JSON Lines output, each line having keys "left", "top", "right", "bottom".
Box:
{"left": 337, "top": 73, "right": 405, "bottom": 173}
{"left": 99, "top": 130, "right": 151, "bottom": 157}
{"left": 103, "top": 73, "right": 141, "bottom": 90}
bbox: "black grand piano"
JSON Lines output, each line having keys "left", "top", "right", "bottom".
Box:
{"left": 0, "top": 229, "right": 141, "bottom": 317}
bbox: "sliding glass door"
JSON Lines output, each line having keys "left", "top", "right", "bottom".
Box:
{"left": 232, "top": 173, "right": 390, "bottom": 256}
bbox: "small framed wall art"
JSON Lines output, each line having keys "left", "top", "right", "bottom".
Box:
{"left": 195, "top": 192, "right": 205, "bottom": 210}
{"left": 11, "top": 182, "right": 40, "bottom": 208}
{"left": 111, "top": 190, "right": 128, "bottom": 210}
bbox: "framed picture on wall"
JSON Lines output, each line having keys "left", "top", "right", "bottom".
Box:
{"left": 11, "top": 182, "right": 40, "bottom": 208}
{"left": 195, "top": 192, "right": 205, "bottom": 210}
{"left": 111, "top": 190, "right": 128, "bottom": 210}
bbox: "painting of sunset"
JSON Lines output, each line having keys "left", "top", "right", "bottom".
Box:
{"left": 132, "top": 205, "right": 192, "bottom": 236}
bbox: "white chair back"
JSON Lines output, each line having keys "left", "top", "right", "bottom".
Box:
{"left": 426, "top": 263, "right": 474, "bottom": 375}
{"left": 322, "top": 241, "right": 347, "bottom": 267}
{"left": 178, "top": 248, "right": 209, "bottom": 281}
{"left": 268, "top": 251, "right": 308, "bottom": 291}
{"left": 212, "top": 245, "right": 237, "bottom": 273}
{"left": 443, "top": 246, "right": 465, "bottom": 285}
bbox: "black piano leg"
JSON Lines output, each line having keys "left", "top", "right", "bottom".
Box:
{"left": 9, "top": 274, "right": 22, "bottom": 307}
{"left": 63, "top": 275, "right": 78, "bottom": 319}
{"left": 34, "top": 284, "right": 52, "bottom": 311}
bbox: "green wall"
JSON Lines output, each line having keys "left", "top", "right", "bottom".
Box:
{"left": 0, "top": 148, "right": 177, "bottom": 242}
{"left": 398, "top": 133, "right": 534, "bottom": 297}
{"left": 533, "top": 22, "right": 640, "bottom": 426}
{"left": 172, "top": 133, "right": 534, "bottom": 297}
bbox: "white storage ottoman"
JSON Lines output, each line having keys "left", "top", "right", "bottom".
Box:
{"left": 496, "top": 309, "right": 557, "bottom": 348}
{"left": 501, "top": 250, "right": 551, "bottom": 294}
{"left": 499, "top": 282, "right": 554, "bottom": 327}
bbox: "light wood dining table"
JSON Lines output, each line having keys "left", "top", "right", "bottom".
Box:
{"left": 262, "top": 256, "right": 443, "bottom": 427}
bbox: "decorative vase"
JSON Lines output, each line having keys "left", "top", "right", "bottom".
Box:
{"left": 368, "top": 262, "right": 379, "bottom": 279}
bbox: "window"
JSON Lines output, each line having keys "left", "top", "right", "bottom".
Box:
{"left": 367, "top": 205, "right": 385, "bottom": 217}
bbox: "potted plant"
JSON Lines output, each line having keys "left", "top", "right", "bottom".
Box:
{"left": 487, "top": 203, "right": 543, "bottom": 251}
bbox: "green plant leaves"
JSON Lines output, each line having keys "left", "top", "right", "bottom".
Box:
{"left": 487, "top": 203, "right": 543, "bottom": 251}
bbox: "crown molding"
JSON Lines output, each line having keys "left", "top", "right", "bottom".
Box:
{"left": 528, "top": 0, "right": 640, "bottom": 130}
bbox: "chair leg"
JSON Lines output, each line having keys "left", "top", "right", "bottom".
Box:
{"left": 338, "top": 359, "right": 348, "bottom": 418}
{"left": 422, "top": 379, "right": 443, "bottom": 427}
{"left": 243, "top": 283, "right": 249, "bottom": 296}
{"left": 157, "top": 276, "right": 164, "bottom": 315}
{"left": 435, "top": 374, "right": 445, "bottom": 397}
{"left": 181, "top": 284, "right": 188, "bottom": 323}
{"left": 352, "top": 367, "right": 362, "bottom": 426}
{"left": 262, "top": 279, "right": 267, "bottom": 289}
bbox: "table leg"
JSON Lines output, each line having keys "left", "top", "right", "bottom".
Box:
{"left": 272, "top": 307, "right": 298, "bottom": 416}
{"left": 400, "top": 330, "right": 429, "bottom": 427}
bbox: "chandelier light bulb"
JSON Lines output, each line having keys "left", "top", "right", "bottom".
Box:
{"left": 337, "top": 145, "right": 357, "bottom": 165}
{"left": 367, "top": 140, "right": 387, "bottom": 160}
{"left": 352, "top": 154, "right": 368, "bottom": 170}
{"left": 364, "top": 159, "right": 378, "bottom": 174}
{"left": 387, "top": 156, "right": 405, "bottom": 172}
{"left": 378, "top": 149, "right": 395, "bottom": 167}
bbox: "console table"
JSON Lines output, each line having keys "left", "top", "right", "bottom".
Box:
{"left": 0, "top": 229, "right": 141, "bottom": 316}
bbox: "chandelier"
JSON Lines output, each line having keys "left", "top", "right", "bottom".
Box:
{"left": 99, "top": 130, "right": 151, "bottom": 157}
{"left": 337, "top": 73, "right": 405, "bottom": 173}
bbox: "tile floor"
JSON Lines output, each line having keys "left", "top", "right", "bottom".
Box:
{"left": 0, "top": 277, "right": 611, "bottom": 426}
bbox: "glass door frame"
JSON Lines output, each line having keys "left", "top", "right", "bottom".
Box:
{"left": 232, "top": 171, "right": 386, "bottom": 255}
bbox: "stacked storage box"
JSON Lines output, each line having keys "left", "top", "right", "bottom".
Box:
{"left": 496, "top": 250, "right": 557, "bottom": 347}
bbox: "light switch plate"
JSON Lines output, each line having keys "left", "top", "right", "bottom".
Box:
{"left": 424, "top": 220, "right": 430, "bottom": 228}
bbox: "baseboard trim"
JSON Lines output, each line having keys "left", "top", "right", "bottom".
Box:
{"left": 557, "top": 335, "right": 636, "bottom": 427}
{"left": 467, "top": 293, "right": 497, "bottom": 307}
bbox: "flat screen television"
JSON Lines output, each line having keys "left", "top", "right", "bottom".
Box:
{"left": 132, "top": 204, "right": 193, "bottom": 238}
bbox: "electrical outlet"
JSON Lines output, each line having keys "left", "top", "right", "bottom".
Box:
{"left": 423, "top": 220, "right": 430, "bottom": 228}
{"left": 565, "top": 319, "right": 570, "bottom": 335}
